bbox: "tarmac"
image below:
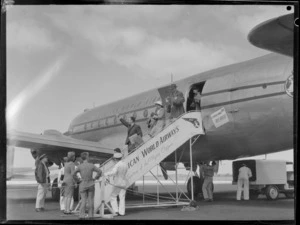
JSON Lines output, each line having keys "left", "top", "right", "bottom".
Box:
{"left": 6, "top": 182, "right": 294, "bottom": 221}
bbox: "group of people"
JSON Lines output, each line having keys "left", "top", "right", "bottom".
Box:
{"left": 198, "top": 161, "right": 253, "bottom": 202}
{"left": 33, "top": 83, "right": 204, "bottom": 218}
{"left": 34, "top": 149, "right": 129, "bottom": 219}
{"left": 118, "top": 83, "right": 192, "bottom": 155}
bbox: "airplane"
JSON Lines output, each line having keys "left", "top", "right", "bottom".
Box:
{"left": 7, "top": 13, "right": 295, "bottom": 200}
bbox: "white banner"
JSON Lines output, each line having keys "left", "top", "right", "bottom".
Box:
{"left": 94, "top": 111, "right": 204, "bottom": 209}
{"left": 210, "top": 107, "right": 229, "bottom": 128}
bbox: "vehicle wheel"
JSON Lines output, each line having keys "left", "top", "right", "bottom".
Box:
{"left": 249, "top": 190, "right": 260, "bottom": 200}
{"left": 51, "top": 178, "right": 60, "bottom": 201}
{"left": 265, "top": 185, "right": 279, "bottom": 200}
{"left": 187, "top": 176, "right": 203, "bottom": 199}
{"left": 285, "top": 192, "right": 294, "bottom": 199}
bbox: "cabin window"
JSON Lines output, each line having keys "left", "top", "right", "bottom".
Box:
{"left": 143, "top": 109, "right": 148, "bottom": 118}
{"left": 92, "top": 121, "right": 98, "bottom": 128}
{"left": 73, "top": 124, "right": 85, "bottom": 133}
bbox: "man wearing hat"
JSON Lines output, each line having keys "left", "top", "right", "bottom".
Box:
{"left": 190, "top": 88, "right": 201, "bottom": 111}
{"left": 63, "top": 151, "right": 77, "bottom": 214}
{"left": 237, "top": 163, "right": 252, "bottom": 200}
{"left": 73, "top": 152, "right": 102, "bottom": 219}
{"left": 202, "top": 161, "right": 215, "bottom": 202}
{"left": 149, "top": 100, "right": 166, "bottom": 137}
{"left": 166, "top": 84, "right": 185, "bottom": 120}
{"left": 117, "top": 114, "right": 143, "bottom": 153}
{"left": 105, "top": 152, "right": 128, "bottom": 216}
{"left": 34, "top": 154, "right": 51, "bottom": 212}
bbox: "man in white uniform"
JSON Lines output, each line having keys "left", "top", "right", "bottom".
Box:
{"left": 237, "top": 163, "right": 252, "bottom": 200}
{"left": 105, "top": 153, "right": 128, "bottom": 216}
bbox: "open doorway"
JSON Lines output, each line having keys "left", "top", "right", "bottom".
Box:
{"left": 186, "top": 81, "right": 206, "bottom": 112}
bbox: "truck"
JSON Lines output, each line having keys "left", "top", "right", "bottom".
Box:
{"left": 232, "top": 159, "right": 294, "bottom": 200}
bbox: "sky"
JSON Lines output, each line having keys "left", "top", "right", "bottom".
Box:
{"left": 6, "top": 5, "right": 294, "bottom": 170}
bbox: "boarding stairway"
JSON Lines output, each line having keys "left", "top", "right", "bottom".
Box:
{"left": 94, "top": 111, "right": 205, "bottom": 210}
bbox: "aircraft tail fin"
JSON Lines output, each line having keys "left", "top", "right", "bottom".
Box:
{"left": 248, "top": 13, "right": 294, "bottom": 57}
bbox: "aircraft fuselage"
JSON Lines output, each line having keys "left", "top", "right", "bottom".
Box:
{"left": 66, "top": 53, "right": 293, "bottom": 164}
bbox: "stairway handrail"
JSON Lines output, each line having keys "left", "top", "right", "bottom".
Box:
{"left": 100, "top": 110, "right": 201, "bottom": 168}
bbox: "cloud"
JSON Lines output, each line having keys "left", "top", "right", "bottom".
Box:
{"left": 43, "top": 5, "right": 290, "bottom": 80}
{"left": 7, "top": 54, "right": 68, "bottom": 130}
{"left": 7, "top": 19, "right": 56, "bottom": 53}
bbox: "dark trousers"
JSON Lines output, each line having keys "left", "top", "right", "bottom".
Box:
{"left": 79, "top": 186, "right": 95, "bottom": 218}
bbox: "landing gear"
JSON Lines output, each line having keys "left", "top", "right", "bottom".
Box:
{"left": 187, "top": 176, "right": 203, "bottom": 198}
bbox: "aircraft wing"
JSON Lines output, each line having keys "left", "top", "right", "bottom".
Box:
{"left": 248, "top": 13, "right": 294, "bottom": 57}
{"left": 7, "top": 130, "right": 113, "bottom": 165}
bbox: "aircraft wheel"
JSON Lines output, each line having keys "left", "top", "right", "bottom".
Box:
{"left": 51, "top": 178, "right": 60, "bottom": 201}
{"left": 187, "top": 176, "right": 203, "bottom": 199}
{"left": 265, "top": 185, "right": 279, "bottom": 200}
{"left": 249, "top": 190, "right": 260, "bottom": 200}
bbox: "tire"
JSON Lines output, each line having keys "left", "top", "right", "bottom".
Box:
{"left": 285, "top": 192, "right": 294, "bottom": 199}
{"left": 187, "top": 176, "right": 203, "bottom": 199}
{"left": 51, "top": 178, "right": 60, "bottom": 201}
{"left": 249, "top": 190, "right": 260, "bottom": 200}
{"left": 265, "top": 185, "right": 279, "bottom": 200}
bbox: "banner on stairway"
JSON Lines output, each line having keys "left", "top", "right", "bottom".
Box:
{"left": 94, "top": 111, "right": 205, "bottom": 208}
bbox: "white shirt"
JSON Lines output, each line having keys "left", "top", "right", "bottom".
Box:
{"left": 238, "top": 166, "right": 252, "bottom": 180}
{"left": 105, "top": 160, "right": 128, "bottom": 187}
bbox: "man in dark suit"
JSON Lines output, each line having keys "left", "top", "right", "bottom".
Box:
{"left": 166, "top": 84, "right": 185, "bottom": 120}
{"left": 117, "top": 115, "right": 143, "bottom": 153}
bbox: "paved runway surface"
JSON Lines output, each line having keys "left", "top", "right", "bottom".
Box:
{"left": 6, "top": 183, "right": 294, "bottom": 221}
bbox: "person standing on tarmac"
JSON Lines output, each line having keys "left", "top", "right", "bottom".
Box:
{"left": 35, "top": 154, "right": 51, "bottom": 212}
{"left": 105, "top": 152, "right": 128, "bottom": 216}
{"left": 237, "top": 163, "right": 252, "bottom": 201}
{"left": 202, "top": 161, "right": 215, "bottom": 202}
{"left": 63, "top": 152, "right": 77, "bottom": 214}
{"left": 58, "top": 157, "right": 74, "bottom": 212}
{"left": 73, "top": 152, "right": 102, "bottom": 220}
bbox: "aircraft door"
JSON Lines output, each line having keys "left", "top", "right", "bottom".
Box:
{"left": 157, "top": 85, "right": 172, "bottom": 107}
{"left": 200, "top": 74, "right": 235, "bottom": 132}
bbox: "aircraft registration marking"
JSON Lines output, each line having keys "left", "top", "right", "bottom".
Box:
{"left": 210, "top": 107, "right": 229, "bottom": 128}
